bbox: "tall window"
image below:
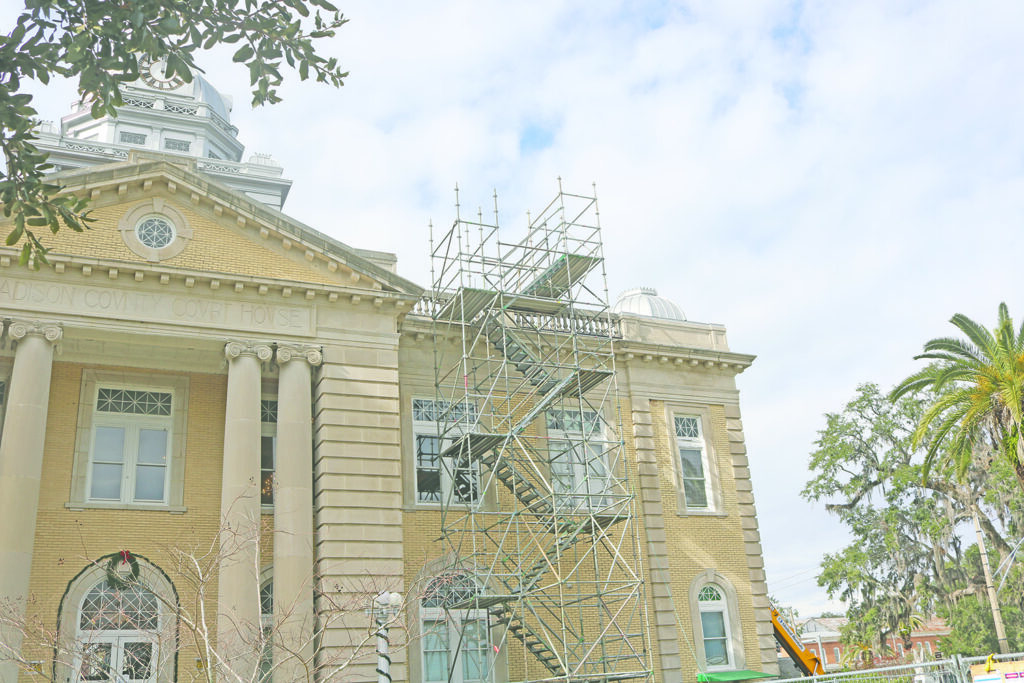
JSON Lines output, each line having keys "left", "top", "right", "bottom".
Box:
{"left": 421, "top": 573, "right": 490, "bottom": 683}
{"left": 697, "top": 584, "right": 732, "bottom": 669}
{"left": 76, "top": 579, "right": 161, "bottom": 682}
{"left": 546, "top": 408, "right": 610, "bottom": 511}
{"left": 674, "top": 415, "right": 710, "bottom": 509}
{"left": 261, "top": 399, "right": 277, "bottom": 506}
{"left": 88, "top": 388, "right": 173, "bottom": 504}
{"left": 412, "top": 399, "right": 479, "bottom": 505}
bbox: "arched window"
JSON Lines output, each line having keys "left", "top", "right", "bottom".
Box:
{"left": 689, "top": 570, "right": 744, "bottom": 672}
{"left": 697, "top": 585, "right": 731, "bottom": 668}
{"left": 77, "top": 581, "right": 160, "bottom": 681}
{"left": 421, "top": 572, "right": 491, "bottom": 683}
{"left": 57, "top": 555, "right": 177, "bottom": 683}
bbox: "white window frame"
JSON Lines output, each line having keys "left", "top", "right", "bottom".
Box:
{"left": 412, "top": 398, "right": 480, "bottom": 507}
{"left": 696, "top": 584, "right": 733, "bottom": 670}
{"left": 544, "top": 407, "right": 611, "bottom": 512}
{"left": 69, "top": 371, "right": 189, "bottom": 512}
{"left": 688, "top": 569, "right": 745, "bottom": 672}
{"left": 667, "top": 406, "right": 723, "bottom": 515}
{"left": 55, "top": 556, "right": 177, "bottom": 683}
{"left": 261, "top": 398, "right": 277, "bottom": 509}
{"left": 85, "top": 387, "right": 174, "bottom": 505}
{"left": 420, "top": 574, "right": 492, "bottom": 683}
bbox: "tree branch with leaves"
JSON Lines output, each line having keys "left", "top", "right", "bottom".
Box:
{"left": 0, "top": 0, "right": 348, "bottom": 264}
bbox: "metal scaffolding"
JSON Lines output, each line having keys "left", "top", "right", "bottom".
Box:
{"left": 426, "top": 182, "right": 654, "bottom": 683}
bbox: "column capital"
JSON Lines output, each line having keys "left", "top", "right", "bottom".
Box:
{"left": 276, "top": 343, "right": 323, "bottom": 366}
{"left": 8, "top": 319, "right": 62, "bottom": 344}
{"left": 224, "top": 340, "right": 273, "bottom": 362}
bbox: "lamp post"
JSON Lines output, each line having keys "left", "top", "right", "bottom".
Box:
{"left": 373, "top": 591, "right": 402, "bottom": 683}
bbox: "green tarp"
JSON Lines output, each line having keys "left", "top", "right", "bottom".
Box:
{"left": 697, "top": 670, "right": 777, "bottom": 682}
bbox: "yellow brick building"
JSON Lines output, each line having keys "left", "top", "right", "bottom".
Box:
{"left": 0, "top": 65, "right": 775, "bottom": 683}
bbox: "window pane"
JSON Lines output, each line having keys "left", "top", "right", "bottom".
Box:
{"left": 137, "top": 429, "right": 168, "bottom": 464}
{"left": 462, "top": 619, "right": 489, "bottom": 682}
{"left": 261, "top": 436, "right": 276, "bottom": 470}
{"left": 698, "top": 585, "right": 723, "bottom": 602}
{"left": 261, "top": 399, "right": 278, "bottom": 424}
{"left": 94, "top": 426, "right": 126, "bottom": 463}
{"left": 122, "top": 641, "right": 153, "bottom": 679}
{"left": 701, "top": 611, "right": 726, "bottom": 638}
{"left": 260, "top": 582, "right": 273, "bottom": 616}
{"left": 684, "top": 478, "right": 708, "bottom": 508}
{"left": 675, "top": 416, "right": 700, "bottom": 438}
{"left": 91, "top": 463, "right": 123, "bottom": 499}
{"left": 424, "top": 572, "right": 479, "bottom": 609}
{"left": 678, "top": 448, "right": 704, "bottom": 478}
{"left": 417, "top": 436, "right": 441, "bottom": 503}
{"left": 261, "top": 436, "right": 275, "bottom": 505}
{"left": 134, "top": 464, "right": 166, "bottom": 501}
{"left": 261, "top": 471, "right": 275, "bottom": 505}
{"left": 451, "top": 456, "right": 479, "bottom": 504}
{"left": 80, "top": 581, "right": 159, "bottom": 630}
{"left": 80, "top": 643, "right": 112, "bottom": 680}
{"left": 423, "top": 620, "right": 449, "bottom": 682}
{"left": 418, "top": 471, "right": 441, "bottom": 502}
{"left": 418, "top": 435, "right": 440, "bottom": 457}
{"left": 413, "top": 398, "right": 435, "bottom": 422}
{"left": 704, "top": 637, "right": 729, "bottom": 666}
{"left": 97, "top": 388, "right": 172, "bottom": 416}
{"left": 259, "top": 626, "right": 273, "bottom": 682}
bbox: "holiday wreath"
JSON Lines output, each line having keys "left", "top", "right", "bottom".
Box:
{"left": 104, "top": 550, "right": 140, "bottom": 589}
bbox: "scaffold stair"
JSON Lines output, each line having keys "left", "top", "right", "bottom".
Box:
{"left": 480, "top": 448, "right": 554, "bottom": 516}
{"left": 486, "top": 324, "right": 611, "bottom": 399}
{"left": 491, "top": 604, "right": 566, "bottom": 678}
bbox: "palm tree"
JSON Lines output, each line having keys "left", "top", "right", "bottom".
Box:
{"left": 890, "top": 303, "right": 1024, "bottom": 491}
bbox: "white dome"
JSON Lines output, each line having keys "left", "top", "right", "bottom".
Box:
{"left": 612, "top": 287, "right": 686, "bottom": 321}
{"left": 192, "top": 75, "right": 233, "bottom": 121}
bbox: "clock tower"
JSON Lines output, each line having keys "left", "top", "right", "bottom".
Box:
{"left": 138, "top": 56, "right": 188, "bottom": 91}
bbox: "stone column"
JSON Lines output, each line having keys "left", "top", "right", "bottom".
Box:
{"left": 0, "top": 320, "right": 61, "bottom": 681}
{"left": 273, "top": 344, "right": 321, "bottom": 682}
{"left": 217, "top": 340, "right": 271, "bottom": 679}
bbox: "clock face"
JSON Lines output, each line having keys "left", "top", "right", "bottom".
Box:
{"left": 139, "top": 57, "right": 185, "bottom": 90}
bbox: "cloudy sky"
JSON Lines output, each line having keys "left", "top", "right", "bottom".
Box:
{"left": 9, "top": 0, "right": 1024, "bottom": 616}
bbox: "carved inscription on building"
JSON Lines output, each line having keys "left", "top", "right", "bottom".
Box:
{"left": 0, "top": 279, "right": 312, "bottom": 333}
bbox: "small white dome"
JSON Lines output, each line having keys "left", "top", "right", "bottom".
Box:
{"left": 192, "top": 75, "right": 232, "bottom": 121}
{"left": 612, "top": 287, "right": 686, "bottom": 321}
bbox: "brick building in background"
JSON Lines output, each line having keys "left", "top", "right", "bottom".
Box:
{"left": 795, "top": 617, "right": 952, "bottom": 671}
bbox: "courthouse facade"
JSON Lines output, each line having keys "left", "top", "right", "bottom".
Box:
{"left": 0, "top": 67, "right": 776, "bottom": 683}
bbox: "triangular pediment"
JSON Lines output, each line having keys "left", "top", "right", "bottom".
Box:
{"left": 19, "top": 157, "right": 422, "bottom": 297}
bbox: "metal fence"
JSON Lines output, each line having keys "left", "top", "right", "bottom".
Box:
{"left": 774, "top": 652, "right": 1024, "bottom": 683}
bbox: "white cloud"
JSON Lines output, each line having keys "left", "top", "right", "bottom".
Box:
{"left": 4, "top": 0, "right": 1024, "bottom": 620}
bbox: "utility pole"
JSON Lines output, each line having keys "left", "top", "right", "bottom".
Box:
{"left": 973, "top": 505, "right": 1010, "bottom": 655}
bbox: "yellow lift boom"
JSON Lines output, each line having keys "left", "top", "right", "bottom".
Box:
{"left": 770, "top": 600, "right": 825, "bottom": 677}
